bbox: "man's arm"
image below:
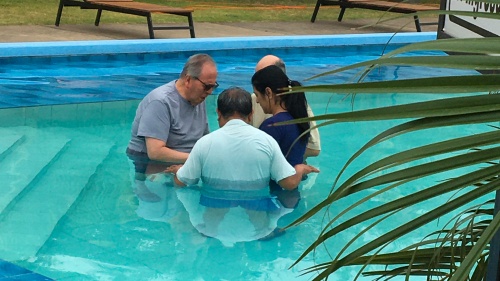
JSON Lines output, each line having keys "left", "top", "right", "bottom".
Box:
{"left": 165, "top": 164, "right": 186, "bottom": 186}
{"left": 278, "top": 164, "right": 319, "bottom": 190}
{"left": 146, "top": 137, "right": 189, "bottom": 163}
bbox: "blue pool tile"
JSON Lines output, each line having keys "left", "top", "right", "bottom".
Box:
{"left": 0, "top": 260, "right": 30, "bottom": 277}
{"left": 0, "top": 259, "right": 54, "bottom": 281}
{"left": 0, "top": 273, "right": 54, "bottom": 281}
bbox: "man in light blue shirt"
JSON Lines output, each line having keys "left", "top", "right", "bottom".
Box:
{"left": 167, "top": 87, "right": 319, "bottom": 239}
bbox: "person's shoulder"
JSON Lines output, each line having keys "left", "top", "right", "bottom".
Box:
{"left": 277, "top": 112, "right": 294, "bottom": 120}
{"left": 259, "top": 116, "right": 275, "bottom": 131}
{"left": 191, "top": 131, "right": 214, "bottom": 149}
{"left": 265, "top": 112, "right": 292, "bottom": 124}
{"left": 306, "top": 104, "right": 315, "bottom": 117}
{"left": 145, "top": 81, "right": 174, "bottom": 98}
{"left": 151, "top": 80, "right": 175, "bottom": 92}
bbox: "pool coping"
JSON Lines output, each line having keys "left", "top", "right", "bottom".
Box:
{"left": 0, "top": 32, "right": 437, "bottom": 58}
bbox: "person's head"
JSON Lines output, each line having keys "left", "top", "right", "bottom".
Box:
{"left": 251, "top": 65, "right": 310, "bottom": 142}
{"left": 216, "top": 87, "right": 253, "bottom": 127}
{"left": 178, "top": 54, "right": 218, "bottom": 106}
{"left": 251, "top": 64, "right": 302, "bottom": 114}
{"left": 255, "top": 55, "right": 286, "bottom": 73}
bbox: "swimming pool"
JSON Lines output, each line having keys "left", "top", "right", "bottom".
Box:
{"left": 0, "top": 33, "right": 490, "bottom": 281}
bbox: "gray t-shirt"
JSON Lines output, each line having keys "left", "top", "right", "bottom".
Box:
{"left": 127, "top": 80, "right": 209, "bottom": 154}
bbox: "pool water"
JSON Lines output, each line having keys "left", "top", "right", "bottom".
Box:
{"left": 0, "top": 37, "right": 490, "bottom": 280}
{"left": 0, "top": 42, "right": 463, "bottom": 109}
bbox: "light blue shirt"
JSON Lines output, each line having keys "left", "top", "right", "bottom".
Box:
{"left": 176, "top": 119, "right": 296, "bottom": 200}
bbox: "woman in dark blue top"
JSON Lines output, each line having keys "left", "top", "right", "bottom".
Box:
{"left": 251, "top": 65, "right": 311, "bottom": 208}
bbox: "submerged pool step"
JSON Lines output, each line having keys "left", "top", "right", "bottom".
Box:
{"left": 0, "top": 127, "right": 70, "bottom": 216}
{"left": 0, "top": 128, "right": 114, "bottom": 261}
{"left": 0, "top": 134, "right": 25, "bottom": 162}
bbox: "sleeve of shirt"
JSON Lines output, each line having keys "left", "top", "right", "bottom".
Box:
{"left": 137, "top": 100, "right": 171, "bottom": 143}
{"left": 268, "top": 138, "right": 296, "bottom": 182}
{"left": 306, "top": 105, "right": 321, "bottom": 151}
{"left": 176, "top": 139, "right": 205, "bottom": 186}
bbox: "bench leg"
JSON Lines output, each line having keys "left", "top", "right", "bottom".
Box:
{"left": 188, "top": 14, "right": 195, "bottom": 38}
{"left": 414, "top": 15, "right": 422, "bottom": 32}
{"left": 95, "top": 9, "right": 102, "bottom": 26}
{"left": 55, "top": 0, "right": 65, "bottom": 26}
{"left": 311, "top": 0, "right": 323, "bottom": 22}
{"left": 147, "top": 15, "right": 155, "bottom": 39}
{"left": 338, "top": 7, "right": 347, "bottom": 22}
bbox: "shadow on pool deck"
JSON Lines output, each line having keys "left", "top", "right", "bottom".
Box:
{"left": 0, "top": 17, "right": 438, "bottom": 43}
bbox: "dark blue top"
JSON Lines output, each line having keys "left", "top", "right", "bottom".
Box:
{"left": 259, "top": 112, "right": 306, "bottom": 194}
{"left": 259, "top": 112, "right": 306, "bottom": 167}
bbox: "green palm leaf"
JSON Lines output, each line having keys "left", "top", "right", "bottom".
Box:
{"left": 306, "top": 180, "right": 500, "bottom": 280}
{"left": 306, "top": 37, "right": 500, "bottom": 81}
{"left": 299, "top": 75, "right": 500, "bottom": 94}
{"left": 292, "top": 1, "right": 500, "bottom": 279}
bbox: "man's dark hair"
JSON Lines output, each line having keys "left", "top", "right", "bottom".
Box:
{"left": 217, "top": 87, "right": 252, "bottom": 119}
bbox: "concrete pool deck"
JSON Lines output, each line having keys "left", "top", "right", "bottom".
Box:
{"left": 0, "top": 17, "right": 438, "bottom": 42}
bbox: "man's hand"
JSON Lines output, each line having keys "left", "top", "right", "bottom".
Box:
{"left": 165, "top": 164, "right": 185, "bottom": 187}
{"left": 278, "top": 164, "right": 320, "bottom": 190}
{"left": 165, "top": 164, "right": 183, "bottom": 175}
{"left": 295, "top": 163, "right": 320, "bottom": 176}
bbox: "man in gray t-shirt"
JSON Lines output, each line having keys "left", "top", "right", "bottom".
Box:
{"left": 127, "top": 54, "right": 218, "bottom": 199}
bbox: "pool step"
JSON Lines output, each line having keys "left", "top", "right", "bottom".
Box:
{"left": 0, "top": 127, "right": 71, "bottom": 216}
{"left": 0, "top": 126, "right": 114, "bottom": 261}
{"left": 0, "top": 134, "right": 25, "bottom": 162}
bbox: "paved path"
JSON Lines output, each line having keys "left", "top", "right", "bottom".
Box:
{"left": 0, "top": 18, "right": 437, "bottom": 42}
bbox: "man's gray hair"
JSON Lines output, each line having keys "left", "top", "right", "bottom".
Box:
{"left": 180, "top": 54, "right": 216, "bottom": 78}
{"left": 274, "top": 58, "right": 286, "bottom": 73}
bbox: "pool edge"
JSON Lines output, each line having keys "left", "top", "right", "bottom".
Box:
{"left": 0, "top": 32, "right": 437, "bottom": 58}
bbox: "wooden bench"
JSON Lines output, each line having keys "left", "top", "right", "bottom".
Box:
{"left": 55, "top": 0, "right": 195, "bottom": 39}
{"left": 310, "top": 0, "right": 439, "bottom": 32}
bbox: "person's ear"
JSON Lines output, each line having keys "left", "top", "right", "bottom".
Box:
{"left": 265, "top": 87, "right": 273, "bottom": 98}
{"left": 216, "top": 109, "right": 222, "bottom": 121}
{"left": 184, "top": 75, "right": 192, "bottom": 88}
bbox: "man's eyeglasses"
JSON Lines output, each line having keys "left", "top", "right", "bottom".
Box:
{"left": 193, "top": 76, "right": 219, "bottom": 91}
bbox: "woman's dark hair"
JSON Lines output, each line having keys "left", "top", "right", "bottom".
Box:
{"left": 251, "top": 65, "right": 310, "bottom": 142}
{"left": 217, "top": 87, "right": 252, "bottom": 119}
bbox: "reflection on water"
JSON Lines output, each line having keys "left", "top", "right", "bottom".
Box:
{"left": 132, "top": 170, "right": 298, "bottom": 247}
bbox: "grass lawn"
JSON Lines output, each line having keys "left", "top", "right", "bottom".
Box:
{"left": 0, "top": 0, "right": 440, "bottom": 25}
